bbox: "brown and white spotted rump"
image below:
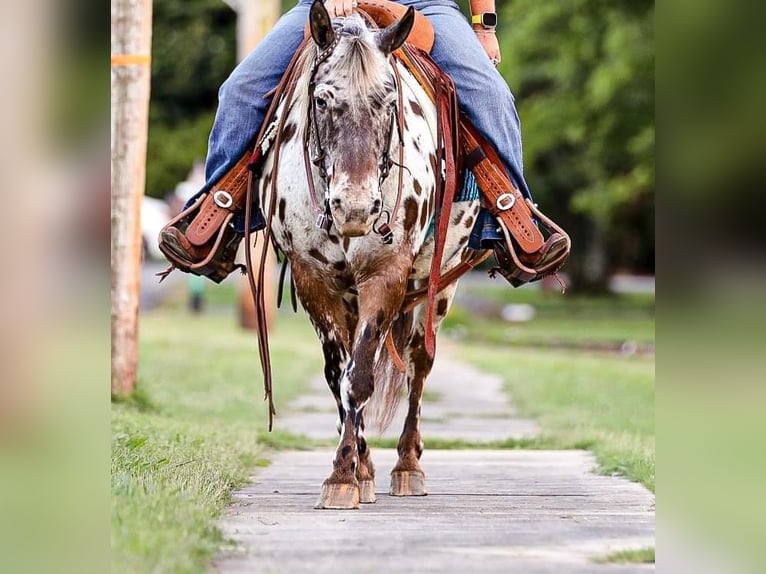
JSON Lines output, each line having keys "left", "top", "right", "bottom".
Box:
{"left": 261, "top": 1, "right": 480, "bottom": 509}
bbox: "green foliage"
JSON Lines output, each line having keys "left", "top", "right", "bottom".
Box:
{"left": 146, "top": 111, "right": 214, "bottom": 198}
{"left": 498, "top": 0, "right": 654, "bottom": 288}
{"left": 150, "top": 0, "right": 236, "bottom": 122}
{"left": 146, "top": 0, "right": 236, "bottom": 197}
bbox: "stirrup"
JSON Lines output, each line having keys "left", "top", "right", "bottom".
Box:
{"left": 157, "top": 193, "right": 245, "bottom": 284}
{"left": 490, "top": 199, "right": 571, "bottom": 288}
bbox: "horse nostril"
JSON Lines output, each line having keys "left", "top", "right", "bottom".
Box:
{"left": 371, "top": 199, "right": 382, "bottom": 214}
{"left": 331, "top": 198, "right": 342, "bottom": 209}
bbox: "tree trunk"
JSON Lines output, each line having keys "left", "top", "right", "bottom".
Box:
{"left": 237, "top": 0, "right": 280, "bottom": 59}
{"left": 569, "top": 218, "right": 610, "bottom": 294}
{"left": 111, "top": 0, "right": 153, "bottom": 396}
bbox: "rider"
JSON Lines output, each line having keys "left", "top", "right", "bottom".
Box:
{"left": 162, "top": 0, "right": 566, "bottom": 279}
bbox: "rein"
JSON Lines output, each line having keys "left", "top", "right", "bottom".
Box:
{"left": 244, "top": 38, "right": 312, "bottom": 431}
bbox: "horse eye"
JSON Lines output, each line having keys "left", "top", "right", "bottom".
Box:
{"left": 315, "top": 97, "right": 327, "bottom": 111}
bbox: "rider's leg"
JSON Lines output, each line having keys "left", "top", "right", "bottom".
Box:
{"left": 202, "top": 1, "right": 312, "bottom": 195}
{"left": 159, "top": 2, "right": 311, "bottom": 277}
{"left": 402, "top": 0, "right": 568, "bottom": 280}
{"left": 401, "top": 0, "right": 529, "bottom": 197}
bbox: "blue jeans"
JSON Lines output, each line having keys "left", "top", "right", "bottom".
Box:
{"left": 204, "top": 0, "right": 531, "bottom": 198}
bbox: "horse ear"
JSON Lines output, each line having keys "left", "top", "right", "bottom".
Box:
{"left": 375, "top": 6, "right": 415, "bottom": 55}
{"left": 310, "top": 0, "right": 335, "bottom": 50}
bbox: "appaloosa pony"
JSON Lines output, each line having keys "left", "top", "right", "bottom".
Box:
{"left": 259, "top": 1, "right": 481, "bottom": 509}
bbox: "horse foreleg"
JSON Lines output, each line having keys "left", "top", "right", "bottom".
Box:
{"left": 316, "top": 266, "right": 408, "bottom": 509}
{"left": 391, "top": 284, "right": 459, "bottom": 496}
{"left": 356, "top": 416, "right": 376, "bottom": 503}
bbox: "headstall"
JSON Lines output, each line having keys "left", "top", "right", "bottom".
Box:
{"left": 303, "top": 28, "right": 406, "bottom": 244}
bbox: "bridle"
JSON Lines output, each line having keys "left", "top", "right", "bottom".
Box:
{"left": 302, "top": 29, "right": 406, "bottom": 244}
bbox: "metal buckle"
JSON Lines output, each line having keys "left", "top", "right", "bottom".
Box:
{"left": 496, "top": 193, "right": 516, "bottom": 211}
{"left": 315, "top": 212, "right": 332, "bottom": 231}
{"left": 377, "top": 223, "right": 393, "bottom": 245}
{"left": 213, "top": 190, "right": 233, "bottom": 209}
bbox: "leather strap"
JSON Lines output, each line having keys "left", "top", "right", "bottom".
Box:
{"left": 460, "top": 123, "right": 545, "bottom": 254}
{"left": 388, "top": 55, "right": 407, "bottom": 226}
{"left": 402, "top": 249, "right": 492, "bottom": 312}
{"left": 242, "top": 40, "right": 311, "bottom": 431}
{"left": 185, "top": 153, "right": 252, "bottom": 246}
{"left": 421, "top": 57, "right": 461, "bottom": 358}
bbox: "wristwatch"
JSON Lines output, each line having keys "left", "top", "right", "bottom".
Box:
{"left": 471, "top": 12, "right": 498, "bottom": 30}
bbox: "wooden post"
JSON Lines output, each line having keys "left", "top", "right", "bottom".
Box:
{"left": 227, "top": 0, "right": 281, "bottom": 330}
{"left": 236, "top": 0, "right": 281, "bottom": 59}
{"left": 111, "top": 0, "right": 153, "bottom": 395}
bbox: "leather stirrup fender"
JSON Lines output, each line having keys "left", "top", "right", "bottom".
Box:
{"left": 184, "top": 153, "right": 253, "bottom": 247}
{"left": 460, "top": 122, "right": 545, "bottom": 254}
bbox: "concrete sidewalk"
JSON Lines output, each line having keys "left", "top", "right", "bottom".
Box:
{"left": 215, "top": 347, "right": 655, "bottom": 573}
{"left": 215, "top": 449, "right": 654, "bottom": 573}
{"left": 280, "top": 353, "right": 539, "bottom": 443}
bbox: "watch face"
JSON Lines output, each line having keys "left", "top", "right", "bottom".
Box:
{"left": 483, "top": 13, "right": 498, "bottom": 27}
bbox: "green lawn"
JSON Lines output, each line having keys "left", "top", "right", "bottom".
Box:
{"left": 452, "top": 287, "right": 655, "bottom": 491}
{"left": 112, "top": 295, "right": 322, "bottom": 573}
{"left": 445, "top": 283, "right": 655, "bottom": 350}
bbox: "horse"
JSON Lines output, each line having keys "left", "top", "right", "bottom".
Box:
{"left": 259, "top": 1, "right": 481, "bottom": 509}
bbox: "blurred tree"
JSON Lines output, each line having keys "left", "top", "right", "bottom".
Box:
{"left": 498, "top": 0, "right": 654, "bottom": 291}
{"left": 146, "top": 0, "right": 236, "bottom": 198}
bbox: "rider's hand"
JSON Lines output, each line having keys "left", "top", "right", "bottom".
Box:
{"left": 324, "top": 0, "right": 357, "bottom": 18}
{"left": 475, "top": 30, "right": 501, "bottom": 66}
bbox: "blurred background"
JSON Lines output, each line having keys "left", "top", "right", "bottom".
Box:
{"left": 143, "top": 0, "right": 655, "bottom": 293}
{"left": 15, "top": 0, "right": 766, "bottom": 572}
{"left": 110, "top": 2, "right": 659, "bottom": 572}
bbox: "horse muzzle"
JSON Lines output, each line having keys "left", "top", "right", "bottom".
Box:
{"left": 329, "top": 196, "right": 381, "bottom": 238}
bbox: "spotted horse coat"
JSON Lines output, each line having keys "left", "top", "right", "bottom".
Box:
{"left": 260, "top": 2, "right": 481, "bottom": 508}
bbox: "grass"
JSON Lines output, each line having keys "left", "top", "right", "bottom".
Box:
{"left": 444, "top": 283, "right": 655, "bottom": 350}
{"left": 453, "top": 288, "right": 655, "bottom": 491}
{"left": 112, "top": 292, "right": 322, "bottom": 574}
{"left": 594, "top": 547, "right": 655, "bottom": 564}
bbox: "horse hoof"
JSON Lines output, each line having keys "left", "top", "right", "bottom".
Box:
{"left": 359, "top": 479, "right": 377, "bottom": 504}
{"left": 389, "top": 471, "right": 427, "bottom": 496}
{"left": 314, "top": 483, "right": 360, "bottom": 510}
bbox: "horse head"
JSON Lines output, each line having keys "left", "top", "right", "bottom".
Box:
{"left": 308, "top": 0, "right": 414, "bottom": 237}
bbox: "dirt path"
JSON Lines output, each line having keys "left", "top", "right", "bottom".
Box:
{"left": 214, "top": 347, "right": 655, "bottom": 573}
